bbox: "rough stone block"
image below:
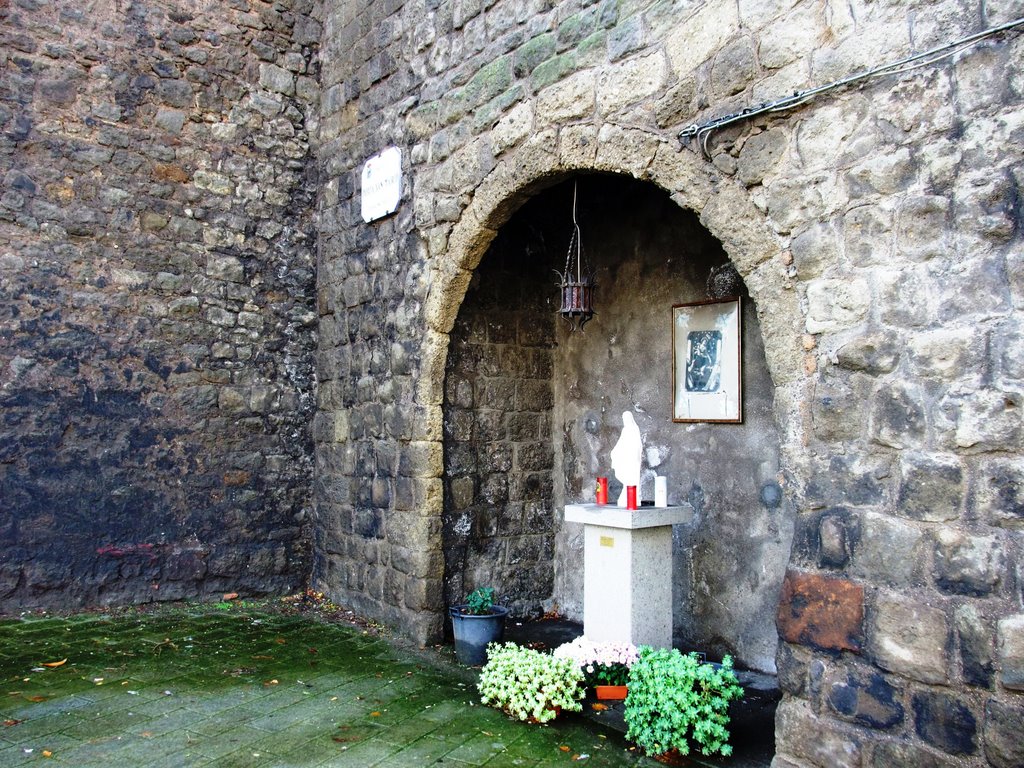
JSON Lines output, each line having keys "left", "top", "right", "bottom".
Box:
{"left": 868, "top": 740, "right": 961, "bottom": 768}
{"left": 955, "top": 604, "right": 994, "bottom": 688}
{"left": 835, "top": 333, "right": 900, "bottom": 374}
{"left": 804, "top": 278, "right": 870, "bottom": 334}
{"left": 870, "top": 591, "right": 949, "bottom": 685}
{"left": 933, "top": 530, "right": 1002, "bottom": 596}
{"left": 775, "top": 698, "right": 862, "bottom": 768}
{"left": 597, "top": 51, "right": 667, "bottom": 114}
{"left": 908, "top": 327, "right": 983, "bottom": 381}
{"left": 512, "top": 33, "right": 555, "bottom": 77}
{"left": 895, "top": 452, "right": 963, "bottom": 522}
{"left": 947, "top": 389, "right": 1023, "bottom": 452}
{"left": 193, "top": 170, "right": 233, "bottom": 195}
{"left": 711, "top": 37, "right": 757, "bottom": 99}
{"left": 777, "top": 570, "right": 864, "bottom": 652}
{"left": 912, "top": 690, "right": 978, "bottom": 756}
{"left": 871, "top": 382, "right": 927, "bottom": 450}
{"left": 846, "top": 147, "right": 915, "bottom": 196}
{"left": 737, "top": 127, "right": 789, "bottom": 187}
{"left": 664, "top": 0, "right": 740, "bottom": 77}
{"left": 811, "top": 373, "right": 869, "bottom": 442}
{"left": 536, "top": 70, "right": 595, "bottom": 123}
{"left": 818, "top": 510, "right": 853, "bottom": 568}
{"left": 491, "top": 100, "right": 532, "bottom": 156}
{"left": 895, "top": 194, "right": 950, "bottom": 261}
{"left": 843, "top": 203, "right": 893, "bottom": 266}
{"left": 757, "top": 6, "right": 821, "bottom": 68}
{"left": 984, "top": 697, "right": 1024, "bottom": 768}
{"left": 996, "top": 613, "right": 1024, "bottom": 691}
{"left": 766, "top": 172, "right": 839, "bottom": 232}
{"left": 608, "top": 14, "right": 644, "bottom": 61}
{"left": 826, "top": 666, "right": 904, "bottom": 728}
{"left": 976, "top": 458, "right": 1024, "bottom": 529}
{"left": 206, "top": 255, "right": 245, "bottom": 283}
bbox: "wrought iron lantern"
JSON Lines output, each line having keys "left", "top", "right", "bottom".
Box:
{"left": 555, "top": 181, "right": 595, "bottom": 331}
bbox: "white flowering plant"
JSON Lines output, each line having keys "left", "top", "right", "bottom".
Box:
{"left": 553, "top": 636, "right": 640, "bottom": 687}
{"left": 478, "top": 642, "right": 585, "bottom": 723}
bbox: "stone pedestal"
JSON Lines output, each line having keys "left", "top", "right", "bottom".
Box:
{"left": 564, "top": 503, "right": 694, "bottom": 649}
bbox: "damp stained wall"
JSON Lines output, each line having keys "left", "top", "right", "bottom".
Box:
{"left": 0, "top": 0, "right": 322, "bottom": 609}
{"left": 545, "top": 176, "right": 790, "bottom": 673}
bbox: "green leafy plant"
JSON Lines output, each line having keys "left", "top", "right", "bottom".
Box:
{"left": 478, "top": 642, "right": 585, "bottom": 723}
{"left": 624, "top": 648, "right": 744, "bottom": 758}
{"left": 463, "top": 587, "right": 496, "bottom": 615}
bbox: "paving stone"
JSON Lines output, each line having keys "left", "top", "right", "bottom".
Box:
{"left": 0, "top": 609, "right": 652, "bottom": 767}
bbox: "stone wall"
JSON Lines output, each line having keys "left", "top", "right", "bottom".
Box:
{"left": 442, "top": 201, "right": 556, "bottom": 616}
{"left": 315, "top": 0, "right": 1024, "bottom": 763}
{"left": 0, "top": 0, "right": 322, "bottom": 609}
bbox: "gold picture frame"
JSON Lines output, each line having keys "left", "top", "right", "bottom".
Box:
{"left": 672, "top": 297, "right": 742, "bottom": 423}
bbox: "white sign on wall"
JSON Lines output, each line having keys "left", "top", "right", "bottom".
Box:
{"left": 360, "top": 146, "right": 402, "bottom": 223}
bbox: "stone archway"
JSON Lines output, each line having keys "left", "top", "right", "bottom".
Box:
{"left": 419, "top": 124, "right": 809, "bottom": 503}
{"left": 421, "top": 126, "right": 806, "bottom": 415}
{"left": 419, "top": 125, "right": 813, "bottom": 668}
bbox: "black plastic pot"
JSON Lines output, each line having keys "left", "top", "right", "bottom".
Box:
{"left": 449, "top": 605, "right": 509, "bottom": 666}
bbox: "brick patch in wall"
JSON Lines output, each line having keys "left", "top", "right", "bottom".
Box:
{"left": 777, "top": 570, "right": 864, "bottom": 653}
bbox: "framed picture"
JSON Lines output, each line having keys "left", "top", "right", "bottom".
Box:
{"left": 672, "top": 297, "right": 742, "bottom": 423}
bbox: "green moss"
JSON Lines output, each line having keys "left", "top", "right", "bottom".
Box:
{"left": 532, "top": 52, "right": 579, "bottom": 91}
{"left": 463, "top": 55, "right": 513, "bottom": 109}
{"left": 514, "top": 33, "right": 557, "bottom": 78}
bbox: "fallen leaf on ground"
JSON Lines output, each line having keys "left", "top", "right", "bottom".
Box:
{"left": 25, "top": 695, "right": 46, "bottom": 702}
{"left": 251, "top": 655, "right": 273, "bottom": 660}
{"left": 274, "top": 638, "right": 286, "bottom": 644}
{"left": 223, "top": 593, "right": 239, "bottom": 600}
{"left": 3, "top": 719, "right": 23, "bottom": 726}
{"left": 559, "top": 745, "right": 570, "bottom": 752}
{"left": 590, "top": 703, "right": 608, "bottom": 711}
{"left": 41, "top": 659, "right": 67, "bottom": 668}
{"left": 42, "top": 750, "right": 52, "bottom": 757}
{"left": 264, "top": 679, "right": 279, "bottom": 686}
{"left": 370, "top": 711, "right": 381, "bottom": 717}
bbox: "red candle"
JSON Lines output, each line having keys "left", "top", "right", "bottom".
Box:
{"left": 626, "top": 485, "right": 638, "bottom": 510}
{"left": 596, "top": 477, "right": 608, "bottom": 505}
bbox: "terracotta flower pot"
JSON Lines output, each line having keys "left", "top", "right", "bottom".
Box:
{"left": 594, "top": 684, "right": 628, "bottom": 701}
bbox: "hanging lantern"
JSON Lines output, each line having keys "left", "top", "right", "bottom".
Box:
{"left": 555, "top": 181, "right": 595, "bottom": 331}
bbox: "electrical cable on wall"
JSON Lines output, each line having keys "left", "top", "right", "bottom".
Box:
{"left": 679, "top": 16, "right": 1024, "bottom": 157}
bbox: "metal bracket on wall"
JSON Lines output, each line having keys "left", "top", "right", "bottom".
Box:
{"left": 678, "top": 16, "right": 1024, "bottom": 157}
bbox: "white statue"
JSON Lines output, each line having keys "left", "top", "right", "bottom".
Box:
{"left": 609, "top": 411, "right": 642, "bottom": 507}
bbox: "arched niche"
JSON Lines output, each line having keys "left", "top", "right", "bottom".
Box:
{"left": 437, "top": 170, "right": 795, "bottom": 671}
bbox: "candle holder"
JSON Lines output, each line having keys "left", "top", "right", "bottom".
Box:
{"left": 626, "top": 486, "right": 638, "bottom": 510}
{"left": 596, "top": 477, "right": 609, "bottom": 505}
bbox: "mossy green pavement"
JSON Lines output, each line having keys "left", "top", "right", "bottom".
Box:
{"left": 0, "top": 606, "right": 656, "bottom": 767}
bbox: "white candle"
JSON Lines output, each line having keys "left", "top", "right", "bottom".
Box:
{"left": 654, "top": 476, "right": 668, "bottom": 507}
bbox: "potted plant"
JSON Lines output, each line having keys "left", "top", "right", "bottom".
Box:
{"left": 449, "top": 587, "right": 509, "bottom": 666}
{"left": 553, "top": 636, "right": 639, "bottom": 700}
{"left": 478, "top": 642, "right": 585, "bottom": 723}
{"left": 623, "top": 647, "right": 744, "bottom": 759}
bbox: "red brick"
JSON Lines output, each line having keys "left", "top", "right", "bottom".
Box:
{"left": 777, "top": 570, "right": 864, "bottom": 652}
